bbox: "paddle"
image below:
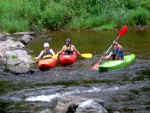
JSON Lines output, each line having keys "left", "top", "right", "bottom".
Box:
{"left": 52, "top": 54, "right": 58, "bottom": 58}
{"left": 90, "top": 25, "right": 128, "bottom": 70}
{"left": 52, "top": 53, "right": 92, "bottom": 58}
{"left": 81, "top": 53, "right": 92, "bottom": 58}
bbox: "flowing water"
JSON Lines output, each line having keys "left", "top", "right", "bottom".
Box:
{"left": 0, "top": 29, "right": 150, "bottom": 113}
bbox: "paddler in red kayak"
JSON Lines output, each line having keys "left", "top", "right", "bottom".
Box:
{"left": 101, "top": 41, "right": 124, "bottom": 60}
{"left": 34, "top": 43, "right": 55, "bottom": 60}
{"left": 57, "top": 38, "right": 81, "bottom": 55}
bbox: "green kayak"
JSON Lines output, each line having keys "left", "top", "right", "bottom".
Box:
{"left": 98, "top": 54, "right": 135, "bottom": 70}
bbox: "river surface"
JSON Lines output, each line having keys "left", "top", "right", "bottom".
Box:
{"left": 0, "top": 29, "right": 150, "bottom": 113}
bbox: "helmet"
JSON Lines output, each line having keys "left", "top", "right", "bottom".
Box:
{"left": 44, "top": 43, "right": 49, "bottom": 47}
{"left": 66, "top": 38, "right": 71, "bottom": 43}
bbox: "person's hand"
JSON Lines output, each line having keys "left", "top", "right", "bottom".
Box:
{"left": 101, "top": 56, "right": 104, "bottom": 59}
{"left": 113, "top": 41, "right": 118, "bottom": 45}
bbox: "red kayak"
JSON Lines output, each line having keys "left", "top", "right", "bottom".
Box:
{"left": 59, "top": 51, "right": 77, "bottom": 65}
{"left": 38, "top": 58, "right": 58, "bottom": 70}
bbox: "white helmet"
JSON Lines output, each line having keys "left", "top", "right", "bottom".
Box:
{"left": 44, "top": 43, "right": 49, "bottom": 47}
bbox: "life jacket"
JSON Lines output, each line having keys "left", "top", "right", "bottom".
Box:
{"left": 42, "top": 50, "right": 52, "bottom": 59}
{"left": 111, "top": 49, "right": 124, "bottom": 60}
{"left": 64, "top": 45, "right": 73, "bottom": 54}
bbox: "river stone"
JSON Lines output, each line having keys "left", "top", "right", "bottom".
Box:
{"left": 4, "top": 50, "right": 32, "bottom": 60}
{"left": 75, "top": 99, "right": 108, "bottom": 113}
{"left": 13, "top": 32, "right": 35, "bottom": 35}
{"left": 4, "top": 50, "right": 34, "bottom": 74}
{"left": 20, "top": 35, "right": 33, "bottom": 44}
{"left": 54, "top": 96, "right": 104, "bottom": 113}
{"left": 7, "top": 62, "right": 30, "bottom": 74}
{"left": 0, "top": 39, "right": 25, "bottom": 53}
{"left": 6, "top": 36, "right": 17, "bottom": 41}
{"left": 38, "top": 108, "right": 52, "bottom": 113}
{"left": 0, "top": 34, "right": 7, "bottom": 41}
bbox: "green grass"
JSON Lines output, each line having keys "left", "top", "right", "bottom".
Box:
{"left": 10, "top": 54, "right": 18, "bottom": 59}
{"left": 0, "top": 0, "right": 150, "bottom": 33}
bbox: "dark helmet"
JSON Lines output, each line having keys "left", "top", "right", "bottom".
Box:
{"left": 66, "top": 38, "right": 71, "bottom": 43}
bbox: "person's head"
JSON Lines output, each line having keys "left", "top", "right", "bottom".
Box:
{"left": 44, "top": 43, "right": 49, "bottom": 50}
{"left": 65, "top": 38, "right": 71, "bottom": 45}
{"left": 113, "top": 42, "right": 118, "bottom": 49}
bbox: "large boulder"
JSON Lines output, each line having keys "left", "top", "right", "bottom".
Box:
{"left": 54, "top": 96, "right": 105, "bottom": 113}
{"left": 75, "top": 99, "right": 107, "bottom": 113}
{"left": 0, "top": 38, "right": 35, "bottom": 74}
{"left": 4, "top": 49, "right": 34, "bottom": 74}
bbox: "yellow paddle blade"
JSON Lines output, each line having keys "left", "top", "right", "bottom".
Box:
{"left": 52, "top": 54, "right": 58, "bottom": 58}
{"left": 81, "top": 53, "right": 92, "bottom": 58}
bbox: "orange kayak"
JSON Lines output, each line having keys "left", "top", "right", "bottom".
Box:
{"left": 59, "top": 51, "right": 77, "bottom": 65}
{"left": 38, "top": 58, "right": 58, "bottom": 70}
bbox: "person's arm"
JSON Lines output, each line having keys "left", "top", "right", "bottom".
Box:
{"left": 50, "top": 49, "right": 55, "bottom": 56}
{"left": 34, "top": 51, "right": 44, "bottom": 60}
{"left": 101, "top": 50, "right": 113, "bottom": 60}
{"left": 57, "top": 46, "right": 65, "bottom": 54}
{"left": 72, "top": 45, "right": 81, "bottom": 56}
{"left": 101, "top": 53, "right": 112, "bottom": 60}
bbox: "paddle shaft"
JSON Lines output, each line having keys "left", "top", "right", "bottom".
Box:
{"left": 99, "top": 37, "right": 119, "bottom": 62}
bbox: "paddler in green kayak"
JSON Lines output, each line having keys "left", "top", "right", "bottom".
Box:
{"left": 57, "top": 38, "right": 81, "bottom": 55}
{"left": 34, "top": 43, "right": 55, "bottom": 60}
{"left": 101, "top": 41, "right": 124, "bottom": 60}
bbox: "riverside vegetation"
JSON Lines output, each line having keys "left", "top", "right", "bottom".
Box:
{"left": 0, "top": 0, "right": 150, "bottom": 33}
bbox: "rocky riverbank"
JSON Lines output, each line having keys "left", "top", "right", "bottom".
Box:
{"left": 0, "top": 32, "right": 35, "bottom": 74}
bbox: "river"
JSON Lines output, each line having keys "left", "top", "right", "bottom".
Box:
{"left": 0, "top": 28, "right": 150, "bottom": 113}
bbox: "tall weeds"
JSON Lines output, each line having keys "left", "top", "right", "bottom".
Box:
{"left": 0, "top": 0, "right": 149, "bottom": 33}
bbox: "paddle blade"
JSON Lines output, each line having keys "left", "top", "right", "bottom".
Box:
{"left": 52, "top": 54, "right": 58, "bottom": 58}
{"left": 81, "top": 53, "right": 92, "bottom": 58}
{"left": 90, "top": 61, "right": 100, "bottom": 70}
{"left": 118, "top": 25, "right": 128, "bottom": 38}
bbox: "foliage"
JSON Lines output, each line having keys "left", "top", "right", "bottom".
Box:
{"left": 0, "top": 0, "right": 149, "bottom": 33}
{"left": 10, "top": 54, "right": 18, "bottom": 59}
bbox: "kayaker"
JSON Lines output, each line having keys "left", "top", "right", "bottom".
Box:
{"left": 101, "top": 41, "right": 124, "bottom": 60}
{"left": 57, "top": 38, "right": 81, "bottom": 55}
{"left": 34, "top": 43, "right": 55, "bottom": 60}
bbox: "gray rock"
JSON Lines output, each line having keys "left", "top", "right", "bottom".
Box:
{"left": 38, "top": 108, "right": 52, "bottom": 113}
{"left": 0, "top": 34, "right": 7, "bottom": 41}
{"left": 75, "top": 99, "right": 108, "bottom": 113}
{"left": 6, "top": 36, "right": 17, "bottom": 41}
{"left": 0, "top": 36, "right": 34, "bottom": 74}
{"left": 54, "top": 96, "right": 104, "bottom": 113}
{"left": 13, "top": 32, "right": 35, "bottom": 35}
{"left": 4, "top": 50, "right": 34, "bottom": 74}
{"left": 7, "top": 62, "right": 30, "bottom": 74}
{"left": 20, "top": 35, "right": 34, "bottom": 44}
{"left": 0, "top": 39, "right": 24, "bottom": 54}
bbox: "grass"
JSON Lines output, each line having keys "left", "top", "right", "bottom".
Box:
{"left": 10, "top": 54, "right": 18, "bottom": 59}
{"left": 0, "top": 0, "right": 149, "bottom": 33}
